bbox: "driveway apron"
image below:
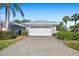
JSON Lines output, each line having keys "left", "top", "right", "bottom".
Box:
{"left": 0, "top": 36, "right": 79, "bottom": 56}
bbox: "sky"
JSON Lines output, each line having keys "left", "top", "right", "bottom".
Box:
{"left": 0, "top": 3, "right": 79, "bottom": 27}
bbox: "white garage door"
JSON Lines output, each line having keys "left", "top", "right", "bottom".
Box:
{"left": 28, "top": 28, "right": 52, "bottom": 36}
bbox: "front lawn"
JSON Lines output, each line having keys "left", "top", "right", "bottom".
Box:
{"left": 0, "top": 36, "right": 26, "bottom": 50}
{"left": 64, "top": 40, "right": 79, "bottom": 51}
{"left": 56, "top": 31, "right": 79, "bottom": 51}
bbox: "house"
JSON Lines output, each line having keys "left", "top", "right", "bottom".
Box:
{"left": 23, "top": 20, "right": 59, "bottom": 36}
{"left": 0, "top": 21, "right": 25, "bottom": 32}
{"left": 0, "top": 20, "right": 59, "bottom": 36}
{"left": 9, "top": 22, "right": 25, "bottom": 32}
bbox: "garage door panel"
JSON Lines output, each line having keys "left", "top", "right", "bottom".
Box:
{"left": 28, "top": 28, "right": 52, "bottom": 36}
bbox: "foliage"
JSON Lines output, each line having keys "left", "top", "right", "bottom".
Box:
{"left": 13, "top": 19, "right": 31, "bottom": 24}
{"left": 64, "top": 40, "right": 79, "bottom": 51}
{"left": 0, "top": 31, "right": 17, "bottom": 40}
{"left": 21, "top": 30, "right": 28, "bottom": 36}
{"left": 71, "top": 13, "right": 79, "bottom": 25}
{"left": 70, "top": 25, "right": 75, "bottom": 31}
{"left": 0, "top": 36, "right": 26, "bottom": 50}
{"left": 22, "top": 19, "right": 31, "bottom": 23}
{"left": 63, "top": 16, "right": 71, "bottom": 23}
{"left": 15, "top": 30, "right": 28, "bottom": 36}
{"left": 62, "top": 14, "right": 79, "bottom": 32}
{"left": 63, "top": 16, "right": 71, "bottom": 27}
{"left": 13, "top": 19, "right": 22, "bottom": 24}
{"left": 56, "top": 31, "right": 79, "bottom": 40}
{"left": 76, "top": 23, "right": 79, "bottom": 27}
{"left": 56, "top": 26, "right": 64, "bottom": 31}
{"left": 0, "top": 3, "right": 24, "bottom": 18}
{"left": 0, "top": 3, "right": 24, "bottom": 31}
{"left": 56, "top": 22, "right": 65, "bottom": 31}
{"left": 70, "top": 23, "right": 79, "bottom": 32}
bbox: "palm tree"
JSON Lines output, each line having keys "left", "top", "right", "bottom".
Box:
{"left": 0, "top": 3, "right": 24, "bottom": 31}
{"left": 71, "top": 14, "right": 79, "bottom": 32}
{"left": 71, "top": 13, "right": 79, "bottom": 25}
{"left": 63, "top": 16, "right": 71, "bottom": 28}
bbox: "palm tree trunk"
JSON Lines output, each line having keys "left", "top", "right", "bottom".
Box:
{"left": 75, "top": 20, "right": 76, "bottom": 25}
{"left": 5, "top": 3, "right": 10, "bottom": 31}
{"left": 65, "top": 22, "right": 67, "bottom": 28}
{"left": 74, "top": 20, "right": 77, "bottom": 32}
{"left": 7, "top": 8, "right": 10, "bottom": 31}
{"left": 5, "top": 6, "right": 8, "bottom": 31}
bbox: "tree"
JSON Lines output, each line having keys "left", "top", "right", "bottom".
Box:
{"left": 0, "top": 3, "right": 24, "bottom": 31}
{"left": 71, "top": 14, "right": 79, "bottom": 32}
{"left": 22, "top": 19, "right": 31, "bottom": 23}
{"left": 71, "top": 13, "right": 79, "bottom": 25}
{"left": 59, "top": 22, "right": 64, "bottom": 26}
{"left": 56, "top": 22, "right": 64, "bottom": 31}
{"left": 13, "top": 19, "right": 31, "bottom": 24}
{"left": 13, "top": 19, "right": 22, "bottom": 24}
{"left": 63, "top": 16, "right": 71, "bottom": 28}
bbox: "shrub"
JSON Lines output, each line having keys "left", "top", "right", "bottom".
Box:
{"left": 52, "top": 33, "right": 56, "bottom": 36}
{"left": 56, "top": 31, "right": 69, "bottom": 40}
{"left": 56, "top": 31, "right": 79, "bottom": 40}
{"left": 0, "top": 31, "right": 17, "bottom": 40}
{"left": 73, "top": 32, "right": 79, "bottom": 40}
{"left": 21, "top": 30, "right": 28, "bottom": 36}
{"left": 15, "top": 30, "right": 28, "bottom": 36}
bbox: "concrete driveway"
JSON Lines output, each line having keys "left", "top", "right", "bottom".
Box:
{"left": 0, "top": 36, "right": 79, "bottom": 56}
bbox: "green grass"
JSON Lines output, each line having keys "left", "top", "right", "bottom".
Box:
{"left": 64, "top": 40, "right": 79, "bottom": 51}
{"left": 0, "top": 36, "right": 26, "bottom": 50}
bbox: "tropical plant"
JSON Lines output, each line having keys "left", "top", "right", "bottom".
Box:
{"left": 0, "top": 31, "right": 17, "bottom": 40}
{"left": 13, "top": 19, "right": 22, "bottom": 24}
{"left": 0, "top": 3, "right": 24, "bottom": 31}
{"left": 71, "top": 13, "right": 79, "bottom": 25}
{"left": 63, "top": 16, "right": 71, "bottom": 28}
{"left": 71, "top": 14, "right": 79, "bottom": 32}
{"left": 22, "top": 19, "right": 31, "bottom": 23}
{"left": 56, "top": 22, "right": 64, "bottom": 31}
{"left": 56, "top": 31, "right": 79, "bottom": 40}
{"left": 70, "top": 23, "right": 79, "bottom": 32}
{"left": 13, "top": 19, "right": 31, "bottom": 24}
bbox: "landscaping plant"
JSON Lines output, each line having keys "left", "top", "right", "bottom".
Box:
{"left": 0, "top": 31, "right": 17, "bottom": 40}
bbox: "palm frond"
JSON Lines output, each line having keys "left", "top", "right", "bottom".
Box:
{"left": 0, "top": 3, "right": 3, "bottom": 8}
{"left": 11, "top": 7, "right": 16, "bottom": 18}
{"left": 14, "top": 4, "right": 24, "bottom": 17}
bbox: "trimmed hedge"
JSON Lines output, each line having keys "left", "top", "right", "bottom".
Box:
{"left": 56, "top": 31, "right": 79, "bottom": 40}
{"left": 0, "top": 31, "right": 17, "bottom": 40}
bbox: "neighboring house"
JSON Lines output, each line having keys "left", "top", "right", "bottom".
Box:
{"left": 0, "top": 21, "right": 4, "bottom": 31}
{"left": 23, "top": 20, "right": 59, "bottom": 36}
{"left": 9, "top": 22, "right": 25, "bottom": 32}
{"left": 0, "top": 21, "right": 25, "bottom": 32}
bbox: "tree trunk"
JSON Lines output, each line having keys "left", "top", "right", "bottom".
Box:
{"left": 74, "top": 20, "right": 77, "bottom": 32}
{"left": 5, "top": 6, "right": 8, "bottom": 31}
{"left": 75, "top": 20, "right": 76, "bottom": 25}
{"left": 65, "top": 22, "right": 67, "bottom": 28}
{"left": 7, "top": 8, "right": 10, "bottom": 31}
{"left": 5, "top": 4, "right": 10, "bottom": 31}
